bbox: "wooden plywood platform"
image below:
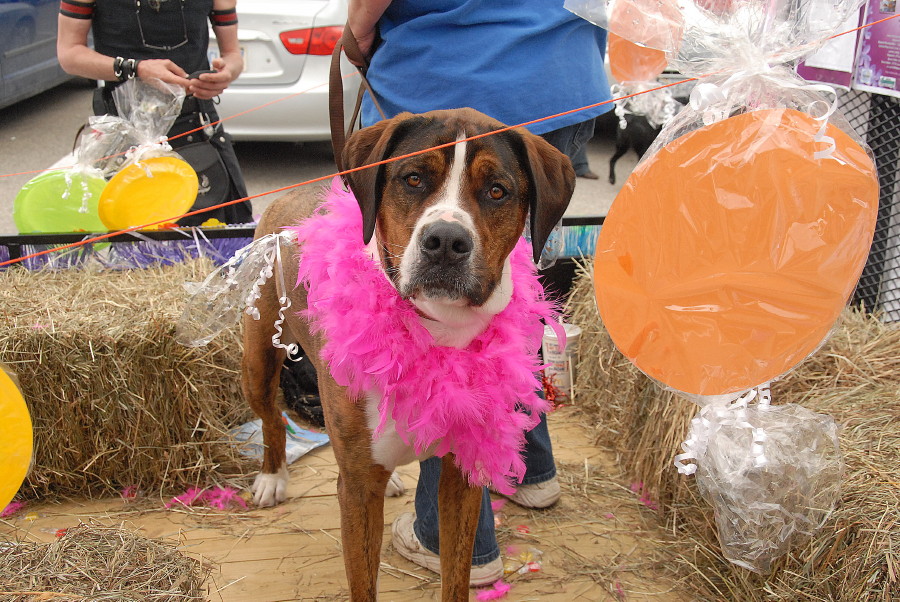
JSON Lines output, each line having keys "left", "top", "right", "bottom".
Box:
{"left": 1, "top": 406, "right": 686, "bottom": 601}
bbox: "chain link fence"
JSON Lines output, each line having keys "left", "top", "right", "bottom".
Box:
{"left": 843, "top": 90, "right": 900, "bottom": 321}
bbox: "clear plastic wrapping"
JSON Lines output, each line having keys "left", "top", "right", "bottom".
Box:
{"left": 111, "top": 78, "right": 185, "bottom": 163}
{"left": 565, "top": 0, "right": 863, "bottom": 61}
{"left": 674, "top": 386, "right": 844, "bottom": 573}
{"left": 584, "top": 0, "right": 874, "bottom": 573}
{"left": 81, "top": 114, "right": 141, "bottom": 178}
{"left": 176, "top": 231, "right": 297, "bottom": 349}
{"left": 610, "top": 81, "right": 682, "bottom": 130}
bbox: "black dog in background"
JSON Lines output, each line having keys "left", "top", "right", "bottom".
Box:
{"left": 607, "top": 113, "right": 661, "bottom": 185}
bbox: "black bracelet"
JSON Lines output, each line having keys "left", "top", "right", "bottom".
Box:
{"left": 115, "top": 58, "right": 141, "bottom": 81}
{"left": 113, "top": 56, "right": 126, "bottom": 81}
{"left": 126, "top": 58, "right": 141, "bottom": 79}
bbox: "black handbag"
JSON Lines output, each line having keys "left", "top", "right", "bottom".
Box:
{"left": 168, "top": 109, "right": 252, "bottom": 226}
{"left": 175, "top": 139, "right": 231, "bottom": 224}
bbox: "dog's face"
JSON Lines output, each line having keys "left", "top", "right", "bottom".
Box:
{"left": 342, "top": 108, "right": 574, "bottom": 308}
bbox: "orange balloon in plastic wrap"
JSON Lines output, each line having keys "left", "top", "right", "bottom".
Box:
{"left": 594, "top": 108, "right": 878, "bottom": 396}
{"left": 609, "top": 32, "right": 668, "bottom": 83}
{"left": 99, "top": 156, "right": 198, "bottom": 230}
{"left": 607, "top": 0, "right": 684, "bottom": 52}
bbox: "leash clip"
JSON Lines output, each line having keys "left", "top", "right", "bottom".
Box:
{"left": 199, "top": 112, "right": 216, "bottom": 139}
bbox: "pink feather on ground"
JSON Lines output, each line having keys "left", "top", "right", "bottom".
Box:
{"left": 165, "top": 486, "right": 247, "bottom": 510}
{"left": 1, "top": 501, "right": 25, "bottom": 518}
{"left": 476, "top": 580, "right": 512, "bottom": 600}
{"left": 290, "top": 178, "right": 558, "bottom": 493}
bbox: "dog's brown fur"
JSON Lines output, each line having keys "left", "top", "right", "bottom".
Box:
{"left": 241, "top": 109, "right": 574, "bottom": 601}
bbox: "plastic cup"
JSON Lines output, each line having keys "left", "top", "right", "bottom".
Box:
{"left": 541, "top": 323, "right": 582, "bottom": 401}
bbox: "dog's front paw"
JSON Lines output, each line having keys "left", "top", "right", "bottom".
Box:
{"left": 252, "top": 464, "right": 289, "bottom": 507}
{"left": 384, "top": 471, "right": 406, "bottom": 497}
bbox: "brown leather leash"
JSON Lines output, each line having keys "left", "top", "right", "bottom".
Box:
{"left": 329, "top": 24, "right": 386, "bottom": 172}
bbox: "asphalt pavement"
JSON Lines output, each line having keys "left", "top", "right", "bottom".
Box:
{"left": 0, "top": 81, "right": 638, "bottom": 234}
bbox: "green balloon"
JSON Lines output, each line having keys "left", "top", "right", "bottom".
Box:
{"left": 13, "top": 170, "right": 108, "bottom": 234}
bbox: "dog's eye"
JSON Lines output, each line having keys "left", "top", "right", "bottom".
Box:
{"left": 404, "top": 173, "right": 423, "bottom": 188}
{"left": 488, "top": 184, "right": 507, "bottom": 201}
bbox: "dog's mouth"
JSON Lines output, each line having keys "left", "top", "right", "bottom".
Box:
{"left": 401, "top": 263, "right": 490, "bottom": 307}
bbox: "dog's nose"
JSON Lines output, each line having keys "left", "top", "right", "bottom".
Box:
{"left": 421, "top": 221, "right": 473, "bottom": 265}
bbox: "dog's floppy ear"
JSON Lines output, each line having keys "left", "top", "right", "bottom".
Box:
{"left": 342, "top": 113, "right": 418, "bottom": 244}
{"left": 519, "top": 130, "right": 575, "bottom": 263}
{"left": 518, "top": 131, "right": 576, "bottom": 263}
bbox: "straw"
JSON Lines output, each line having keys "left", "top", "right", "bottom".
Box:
{"left": 0, "top": 259, "right": 255, "bottom": 500}
{"left": 567, "top": 259, "right": 899, "bottom": 601}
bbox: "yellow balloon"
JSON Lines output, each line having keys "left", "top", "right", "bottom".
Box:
{"left": 99, "top": 156, "right": 199, "bottom": 230}
{"left": 0, "top": 367, "right": 33, "bottom": 510}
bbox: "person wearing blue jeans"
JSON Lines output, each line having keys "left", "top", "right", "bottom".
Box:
{"left": 397, "top": 410, "right": 558, "bottom": 571}
{"left": 570, "top": 118, "right": 601, "bottom": 179}
{"left": 390, "top": 120, "right": 592, "bottom": 585}
{"left": 349, "top": 0, "right": 613, "bottom": 586}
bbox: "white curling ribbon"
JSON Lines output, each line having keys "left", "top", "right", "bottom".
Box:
{"left": 804, "top": 87, "right": 839, "bottom": 161}
{"left": 612, "top": 82, "right": 681, "bottom": 129}
{"left": 690, "top": 70, "right": 840, "bottom": 160}
{"left": 79, "top": 174, "right": 91, "bottom": 214}
{"left": 176, "top": 230, "right": 299, "bottom": 348}
{"left": 270, "top": 236, "right": 301, "bottom": 360}
{"left": 674, "top": 384, "right": 771, "bottom": 475}
{"left": 244, "top": 240, "right": 278, "bottom": 319}
{"left": 124, "top": 135, "right": 174, "bottom": 171}
{"left": 690, "top": 81, "right": 732, "bottom": 125}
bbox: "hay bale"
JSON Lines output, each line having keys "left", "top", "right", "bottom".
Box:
{"left": 0, "top": 261, "right": 254, "bottom": 500}
{"left": 569, "top": 260, "right": 900, "bottom": 601}
{"left": 0, "top": 521, "right": 208, "bottom": 600}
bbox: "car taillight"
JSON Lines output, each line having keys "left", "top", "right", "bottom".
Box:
{"left": 279, "top": 26, "right": 343, "bottom": 55}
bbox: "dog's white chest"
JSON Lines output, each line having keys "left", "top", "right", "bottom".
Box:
{"left": 360, "top": 247, "right": 514, "bottom": 470}
{"left": 364, "top": 392, "right": 434, "bottom": 471}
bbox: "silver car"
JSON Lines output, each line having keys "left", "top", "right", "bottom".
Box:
{"left": 210, "top": 0, "right": 360, "bottom": 142}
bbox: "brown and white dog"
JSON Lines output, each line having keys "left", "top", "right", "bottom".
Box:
{"left": 242, "top": 108, "right": 575, "bottom": 601}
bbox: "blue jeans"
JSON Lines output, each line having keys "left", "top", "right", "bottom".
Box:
{"left": 541, "top": 118, "right": 596, "bottom": 176}
{"left": 411, "top": 412, "right": 556, "bottom": 565}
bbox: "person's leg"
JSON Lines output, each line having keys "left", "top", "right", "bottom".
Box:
{"left": 520, "top": 412, "right": 556, "bottom": 485}
{"left": 540, "top": 117, "right": 597, "bottom": 178}
{"left": 500, "top": 411, "right": 561, "bottom": 508}
{"left": 392, "top": 457, "right": 502, "bottom": 586}
{"left": 399, "top": 412, "right": 558, "bottom": 575}
{"left": 571, "top": 143, "right": 590, "bottom": 176}
{"left": 411, "top": 457, "right": 499, "bottom": 564}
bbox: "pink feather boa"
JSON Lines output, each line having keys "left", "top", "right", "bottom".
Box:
{"left": 290, "top": 178, "right": 558, "bottom": 493}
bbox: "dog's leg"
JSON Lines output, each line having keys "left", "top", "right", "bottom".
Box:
{"left": 608, "top": 136, "right": 628, "bottom": 185}
{"left": 438, "top": 454, "right": 483, "bottom": 601}
{"left": 242, "top": 292, "right": 290, "bottom": 507}
{"left": 319, "top": 378, "right": 392, "bottom": 601}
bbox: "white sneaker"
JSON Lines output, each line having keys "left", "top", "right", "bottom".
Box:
{"left": 391, "top": 512, "right": 504, "bottom": 587}
{"left": 498, "top": 476, "right": 561, "bottom": 509}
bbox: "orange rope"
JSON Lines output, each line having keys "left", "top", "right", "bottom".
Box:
{"left": 0, "top": 76, "right": 700, "bottom": 268}
{"left": 1, "top": 13, "right": 896, "bottom": 268}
